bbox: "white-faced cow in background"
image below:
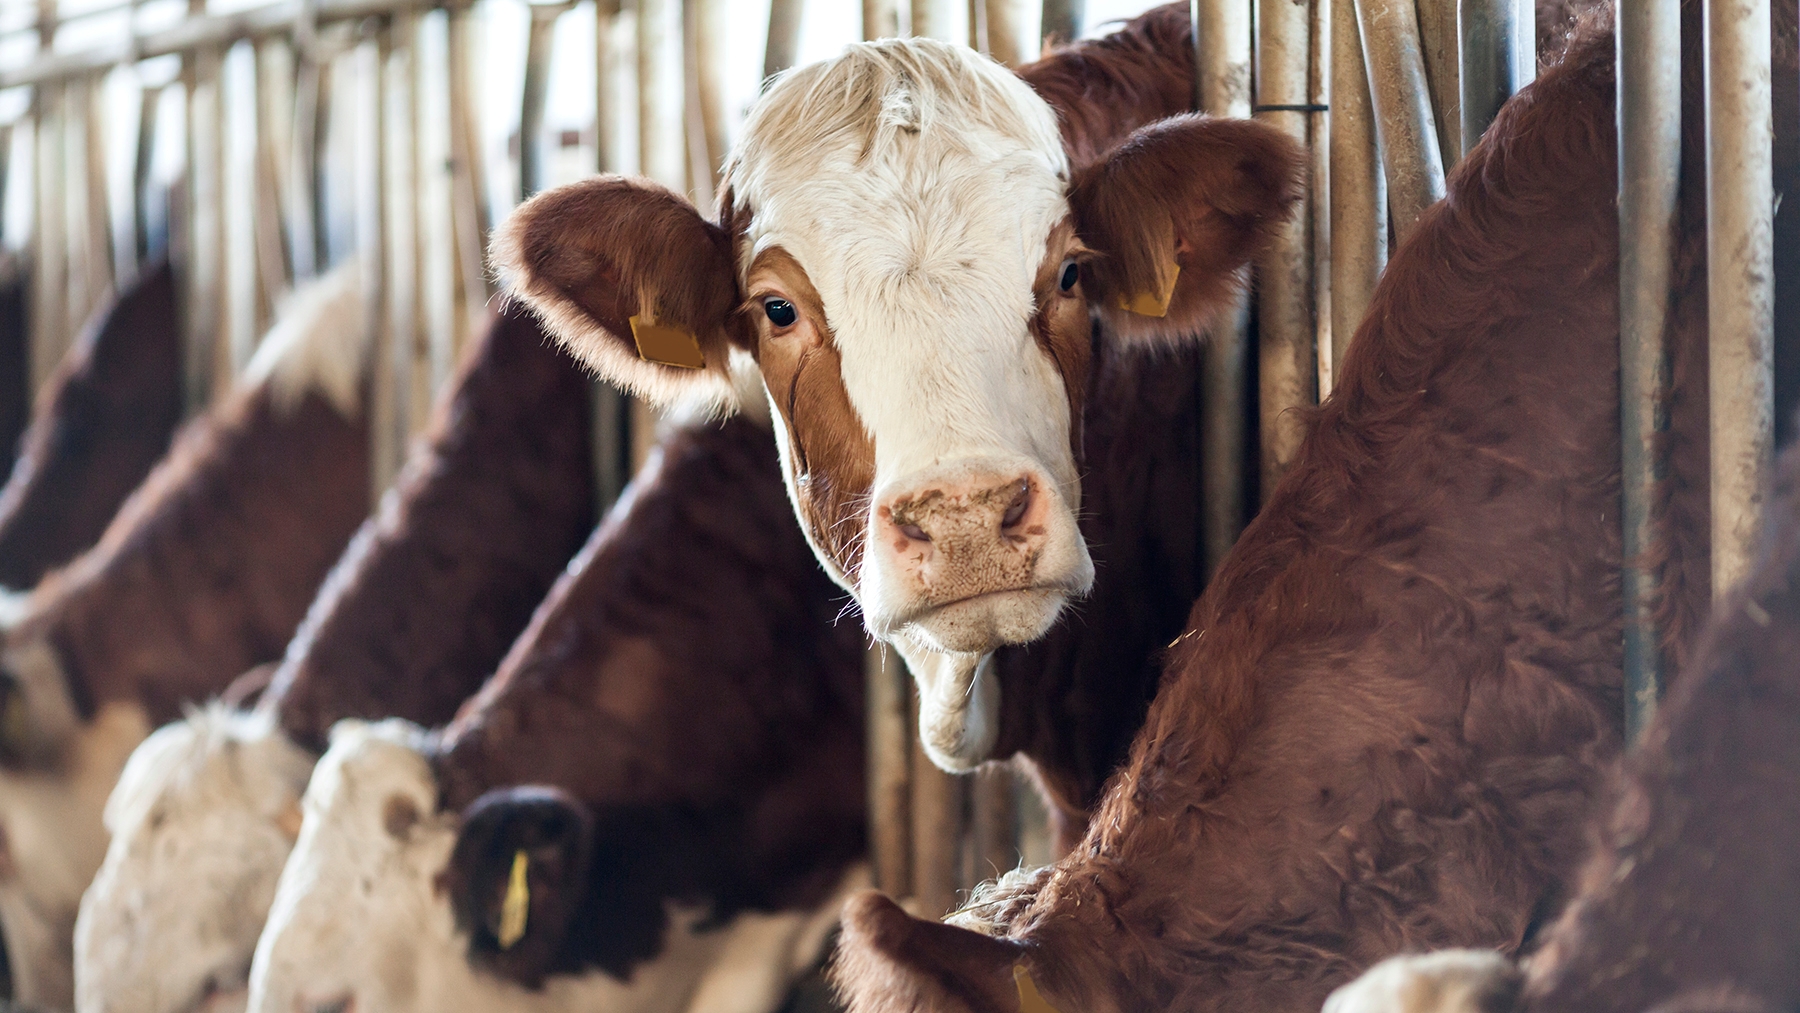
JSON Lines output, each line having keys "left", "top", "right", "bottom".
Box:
{"left": 494, "top": 18, "right": 1302, "bottom": 772}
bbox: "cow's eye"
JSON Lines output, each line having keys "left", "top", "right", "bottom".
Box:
{"left": 1058, "top": 260, "right": 1079, "bottom": 293}
{"left": 763, "top": 298, "right": 798, "bottom": 328}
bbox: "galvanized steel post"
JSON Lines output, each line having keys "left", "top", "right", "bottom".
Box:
{"left": 1042, "top": 0, "right": 1083, "bottom": 44}
{"left": 1330, "top": 0, "right": 1384, "bottom": 383}
{"left": 1414, "top": 0, "right": 1461, "bottom": 163}
{"left": 1617, "top": 0, "right": 1680, "bottom": 741}
{"left": 1457, "top": 0, "right": 1523, "bottom": 156}
{"left": 1705, "top": 0, "right": 1775, "bottom": 598}
{"left": 1355, "top": 0, "right": 1444, "bottom": 241}
{"left": 765, "top": 0, "right": 804, "bottom": 78}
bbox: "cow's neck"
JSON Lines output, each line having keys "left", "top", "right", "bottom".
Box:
{"left": 29, "top": 384, "right": 370, "bottom": 726}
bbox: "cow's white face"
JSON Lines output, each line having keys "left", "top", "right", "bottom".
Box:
{"left": 0, "top": 637, "right": 151, "bottom": 1011}
{"left": 74, "top": 708, "right": 313, "bottom": 1013}
{"left": 247, "top": 721, "right": 722, "bottom": 1013}
{"left": 494, "top": 38, "right": 1303, "bottom": 770}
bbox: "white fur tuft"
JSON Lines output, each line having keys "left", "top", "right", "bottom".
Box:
{"left": 1322, "top": 950, "right": 1522, "bottom": 1013}
{"left": 242, "top": 260, "right": 369, "bottom": 419}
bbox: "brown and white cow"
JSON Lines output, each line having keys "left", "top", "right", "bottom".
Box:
{"left": 1319, "top": 436, "right": 1800, "bottom": 1013}
{"left": 492, "top": 3, "right": 1304, "bottom": 774}
{"left": 246, "top": 410, "right": 869, "bottom": 1013}
{"left": 0, "top": 260, "right": 184, "bottom": 596}
{"left": 0, "top": 264, "right": 373, "bottom": 1010}
{"left": 820, "top": 3, "right": 1769, "bottom": 1012}
{"left": 71, "top": 306, "right": 599, "bottom": 1013}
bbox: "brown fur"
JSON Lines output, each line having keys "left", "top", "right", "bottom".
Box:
{"left": 1514, "top": 434, "right": 1800, "bottom": 1013}
{"left": 433, "top": 416, "right": 866, "bottom": 985}
{"left": 267, "top": 307, "right": 596, "bottom": 751}
{"left": 833, "top": 11, "right": 1728, "bottom": 1013}
{"left": 10, "top": 376, "right": 370, "bottom": 729}
{"left": 0, "top": 260, "right": 182, "bottom": 591}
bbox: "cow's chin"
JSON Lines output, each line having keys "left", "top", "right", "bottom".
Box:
{"left": 900, "top": 587, "right": 1070, "bottom": 656}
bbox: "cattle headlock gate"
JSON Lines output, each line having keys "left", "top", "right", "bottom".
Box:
{"left": 0, "top": 0, "right": 1777, "bottom": 921}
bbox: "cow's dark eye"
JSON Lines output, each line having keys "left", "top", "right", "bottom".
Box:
{"left": 763, "top": 298, "right": 798, "bottom": 328}
{"left": 1058, "top": 260, "right": 1079, "bottom": 293}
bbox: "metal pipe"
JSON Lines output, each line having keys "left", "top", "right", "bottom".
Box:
{"left": 867, "top": 643, "right": 912, "bottom": 897}
{"left": 864, "top": 0, "right": 901, "bottom": 40}
{"left": 1330, "top": 0, "right": 1384, "bottom": 386}
{"left": 1253, "top": 0, "right": 1317, "bottom": 493}
{"left": 132, "top": 82, "right": 159, "bottom": 261}
{"left": 765, "top": 0, "right": 804, "bottom": 78}
{"left": 1414, "top": 0, "right": 1460, "bottom": 165}
{"left": 590, "top": 0, "right": 631, "bottom": 510}
{"left": 1705, "top": 0, "right": 1776, "bottom": 597}
{"left": 1617, "top": 0, "right": 1679, "bottom": 742}
{"left": 1197, "top": 0, "right": 1251, "bottom": 572}
{"left": 686, "top": 0, "right": 726, "bottom": 203}
{"left": 911, "top": 0, "right": 958, "bottom": 41}
{"left": 970, "top": 763, "right": 1019, "bottom": 882}
{"left": 983, "top": 0, "right": 1034, "bottom": 66}
{"left": 1457, "top": 0, "right": 1522, "bottom": 156}
{"left": 910, "top": 718, "right": 967, "bottom": 918}
{"left": 31, "top": 89, "right": 68, "bottom": 400}
{"left": 518, "top": 3, "right": 559, "bottom": 200}
{"left": 1041, "top": 0, "right": 1082, "bottom": 44}
{"left": 1355, "top": 0, "right": 1444, "bottom": 242}
{"left": 637, "top": 0, "right": 684, "bottom": 189}
{"left": 445, "top": 2, "right": 487, "bottom": 349}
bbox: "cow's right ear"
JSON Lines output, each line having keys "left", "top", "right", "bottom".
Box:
{"left": 491, "top": 176, "right": 743, "bottom": 413}
{"left": 447, "top": 785, "right": 594, "bottom": 988}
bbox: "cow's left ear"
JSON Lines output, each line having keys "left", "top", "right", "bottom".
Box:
{"left": 1069, "top": 113, "right": 1306, "bottom": 343}
{"left": 447, "top": 785, "right": 594, "bottom": 988}
{"left": 491, "top": 175, "right": 743, "bottom": 414}
{"left": 831, "top": 891, "right": 1030, "bottom": 1013}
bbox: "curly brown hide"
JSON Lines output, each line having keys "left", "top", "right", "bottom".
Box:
{"left": 0, "top": 260, "right": 182, "bottom": 591}
{"left": 13, "top": 375, "right": 370, "bottom": 728}
{"left": 433, "top": 416, "right": 866, "bottom": 985}
{"left": 267, "top": 307, "right": 596, "bottom": 751}
{"left": 831, "top": 6, "right": 1745, "bottom": 1011}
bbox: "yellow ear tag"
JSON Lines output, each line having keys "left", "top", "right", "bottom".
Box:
{"left": 1114, "top": 262, "right": 1181, "bottom": 318}
{"left": 628, "top": 314, "right": 706, "bottom": 369}
{"left": 497, "top": 850, "right": 530, "bottom": 950}
{"left": 1014, "top": 965, "right": 1065, "bottom": 1013}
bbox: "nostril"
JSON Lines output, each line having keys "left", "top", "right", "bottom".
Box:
{"left": 303, "top": 996, "right": 353, "bottom": 1013}
{"left": 1000, "top": 481, "right": 1031, "bottom": 529}
{"left": 898, "top": 522, "right": 930, "bottom": 543}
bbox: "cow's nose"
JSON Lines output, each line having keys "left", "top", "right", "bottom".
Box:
{"left": 874, "top": 474, "right": 1047, "bottom": 587}
{"left": 295, "top": 993, "right": 353, "bottom": 1013}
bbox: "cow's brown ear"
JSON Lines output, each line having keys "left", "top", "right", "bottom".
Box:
{"left": 491, "top": 176, "right": 742, "bottom": 412}
{"left": 831, "top": 891, "right": 1028, "bottom": 1013}
{"left": 1069, "top": 113, "right": 1305, "bottom": 343}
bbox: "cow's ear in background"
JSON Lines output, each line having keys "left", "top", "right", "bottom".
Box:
{"left": 831, "top": 891, "right": 1029, "bottom": 1013}
{"left": 1069, "top": 113, "right": 1306, "bottom": 344}
{"left": 447, "top": 785, "right": 594, "bottom": 988}
{"left": 491, "top": 176, "right": 743, "bottom": 414}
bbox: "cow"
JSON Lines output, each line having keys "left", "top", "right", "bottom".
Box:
{"left": 244, "top": 408, "right": 870, "bottom": 1013}
{"left": 490, "top": 3, "right": 1304, "bottom": 785}
{"left": 0, "top": 260, "right": 184, "bottom": 595}
{"left": 70, "top": 307, "right": 599, "bottom": 1013}
{"left": 818, "top": 2, "right": 1777, "bottom": 1011}
{"left": 0, "top": 263, "right": 373, "bottom": 1010}
{"left": 1317, "top": 436, "right": 1800, "bottom": 1013}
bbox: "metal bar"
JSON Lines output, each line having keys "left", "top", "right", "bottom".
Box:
{"left": 984, "top": 0, "right": 1033, "bottom": 66}
{"left": 685, "top": 0, "right": 724, "bottom": 205}
{"left": 910, "top": 708, "right": 967, "bottom": 918}
{"left": 519, "top": 4, "right": 557, "bottom": 200}
{"left": 970, "top": 763, "right": 1018, "bottom": 882}
{"left": 361, "top": 29, "right": 397, "bottom": 494}
{"left": 1041, "top": 0, "right": 1082, "bottom": 44}
{"left": 911, "top": 0, "right": 957, "bottom": 41}
{"left": 31, "top": 91, "right": 68, "bottom": 399}
{"left": 76, "top": 74, "right": 113, "bottom": 331}
{"left": 1457, "top": 0, "right": 1522, "bottom": 156}
{"left": 590, "top": 0, "right": 631, "bottom": 509}
{"left": 1355, "top": 0, "right": 1444, "bottom": 242}
{"left": 187, "top": 40, "right": 228, "bottom": 402}
{"left": 864, "top": 0, "right": 901, "bottom": 39}
{"left": 1705, "top": 0, "right": 1775, "bottom": 597}
{"left": 1414, "top": 0, "right": 1460, "bottom": 164}
{"left": 1330, "top": 0, "right": 1384, "bottom": 387}
{"left": 290, "top": 44, "right": 322, "bottom": 279}
{"left": 867, "top": 643, "right": 913, "bottom": 897}
{"left": 765, "top": 0, "right": 804, "bottom": 78}
{"left": 1253, "top": 0, "right": 1317, "bottom": 493}
{"left": 1617, "top": 0, "right": 1679, "bottom": 742}
{"left": 1197, "top": 0, "right": 1251, "bottom": 573}
{"left": 1309, "top": 0, "right": 1330, "bottom": 398}
{"left": 252, "top": 42, "right": 292, "bottom": 308}
{"left": 445, "top": 2, "right": 487, "bottom": 350}
{"left": 637, "top": 0, "right": 683, "bottom": 188}
{"left": 132, "top": 82, "right": 159, "bottom": 261}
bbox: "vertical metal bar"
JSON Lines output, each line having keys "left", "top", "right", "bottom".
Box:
{"left": 291, "top": 0, "right": 322, "bottom": 280}
{"left": 867, "top": 642, "right": 913, "bottom": 898}
{"left": 1253, "top": 0, "right": 1318, "bottom": 493}
{"left": 31, "top": 94, "right": 67, "bottom": 400}
{"left": 74, "top": 75, "right": 113, "bottom": 337}
{"left": 253, "top": 43, "right": 291, "bottom": 326}
{"left": 1413, "top": 0, "right": 1460, "bottom": 165}
{"left": 865, "top": 0, "right": 901, "bottom": 39}
{"left": 637, "top": 0, "right": 684, "bottom": 188}
{"left": 1457, "top": 0, "right": 1522, "bottom": 156}
{"left": 385, "top": 15, "right": 422, "bottom": 440}
{"left": 911, "top": 0, "right": 957, "bottom": 41}
{"left": 910, "top": 707, "right": 967, "bottom": 918}
{"left": 133, "top": 83, "right": 160, "bottom": 262}
{"left": 361, "top": 28, "right": 396, "bottom": 494}
{"left": 983, "top": 0, "right": 1035, "bottom": 66}
{"left": 519, "top": 4, "right": 557, "bottom": 201}
{"left": 1331, "top": 0, "right": 1384, "bottom": 386}
{"left": 594, "top": 0, "right": 621, "bottom": 175}
{"left": 1041, "top": 0, "right": 1082, "bottom": 44}
{"left": 766, "top": 0, "right": 805, "bottom": 78}
{"left": 1309, "top": 0, "right": 1330, "bottom": 398}
{"left": 970, "top": 0, "right": 989, "bottom": 54}
{"left": 1355, "top": 0, "right": 1444, "bottom": 242}
{"left": 1197, "top": 0, "right": 1251, "bottom": 572}
{"left": 684, "top": 0, "right": 724, "bottom": 205}
{"left": 446, "top": 1, "right": 488, "bottom": 351}
{"left": 189, "top": 38, "right": 229, "bottom": 401}
{"left": 1617, "top": 0, "right": 1679, "bottom": 742}
{"left": 969, "top": 763, "right": 1018, "bottom": 882}
{"left": 1705, "top": 0, "right": 1775, "bottom": 597}
{"left": 591, "top": 0, "right": 631, "bottom": 509}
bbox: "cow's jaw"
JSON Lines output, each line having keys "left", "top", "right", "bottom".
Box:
{"left": 732, "top": 41, "right": 1095, "bottom": 769}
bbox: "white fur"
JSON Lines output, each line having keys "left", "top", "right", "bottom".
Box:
{"left": 74, "top": 707, "right": 315, "bottom": 1013}
{"left": 728, "top": 41, "right": 1097, "bottom": 769}
{"left": 248, "top": 720, "right": 852, "bottom": 1013}
{"left": 895, "top": 645, "right": 1000, "bottom": 772}
{"left": 0, "top": 701, "right": 152, "bottom": 1011}
{"left": 242, "top": 259, "right": 369, "bottom": 419}
{"left": 1321, "top": 950, "right": 1521, "bottom": 1013}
